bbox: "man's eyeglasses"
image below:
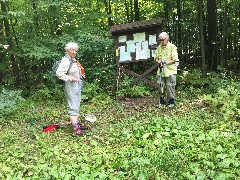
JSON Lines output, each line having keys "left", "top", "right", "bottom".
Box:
{"left": 159, "top": 38, "right": 166, "bottom": 41}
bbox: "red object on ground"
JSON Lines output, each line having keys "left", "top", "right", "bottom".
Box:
{"left": 43, "top": 125, "right": 60, "bottom": 132}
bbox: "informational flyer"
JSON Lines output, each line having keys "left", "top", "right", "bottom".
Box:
{"left": 149, "top": 34, "right": 157, "bottom": 45}
{"left": 119, "top": 46, "right": 131, "bottom": 62}
{"left": 126, "top": 40, "right": 135, "bottom": 52}
{"left": 135, "top": 42, "right": 141, "bottom": 60}
{"left": 136, "top": 41, "right": 150, "bottom": 60}
{"left": 140, "top": 41, "right": 149, "bottom": 59}
{"left": 119, "top": 35, "right": 127, "bottom": 43}
{"left": 133, "top": 32, "right": 145, "bottom": 43}
{"left": 151, "top": 50, "right": 156, "bottom": 57}
{"left": 118, "top": 32, "right": 153, "bottom": 61}
{"left": 142, "top": 41, "right": 148, "bottom": 50}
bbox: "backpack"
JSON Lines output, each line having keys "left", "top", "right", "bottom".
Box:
{"left": 51, "top": 55, "right": 74, "bottom": 82}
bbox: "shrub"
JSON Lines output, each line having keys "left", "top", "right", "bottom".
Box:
{"left": 116, "top": 74, "right": 151, "bottom": 98}
{"left": 0, "top": 88, "right": 25, "bottom": 117}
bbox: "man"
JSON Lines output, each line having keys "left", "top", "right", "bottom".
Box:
{"left": 154, "top": 32, "right": 179, "bottom": 107}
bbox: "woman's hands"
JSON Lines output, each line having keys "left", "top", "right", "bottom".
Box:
{"left": 71, "top": 77, "right": 79, "bottom": 82}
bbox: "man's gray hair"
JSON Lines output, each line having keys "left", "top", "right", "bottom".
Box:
{"left": 159, "top": 32, "right": 169, "bottom": 40}
{"left": 64, "top": 42, "right": 79, "bottom": 51}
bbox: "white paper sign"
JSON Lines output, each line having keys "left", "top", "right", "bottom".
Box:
{"left": 135, "top": 41, "right": 150, "bottom": 60}
{"left": 135, "top": 42, "right": 141, "bottom": 60}
{"left": 151, "top": 50, "right": 156, "bottom": 57}
{"left": 119, "top": 46, "right": 131, "bottom": 62}
{"left": 133, "top": 32, "right": 145, "bottom": 43}
{"left": 149, "top": 35, "right": 157, "bottom": 45}
{"left": 126, "top": 40, "right": 135, "bottom": 52}
{"left": 119, "top": 36, "right": 127, "bottom": 43}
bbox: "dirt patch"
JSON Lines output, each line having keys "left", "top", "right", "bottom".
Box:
{"left": 121, "top": 96, "right": 157, "bottom": 109}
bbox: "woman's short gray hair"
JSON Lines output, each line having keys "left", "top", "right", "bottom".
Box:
{"left": 159, "top": 32, "right": 169, "bottom": 40}
{"left": 64, "top": 42, "right": 79, "bottom": 51}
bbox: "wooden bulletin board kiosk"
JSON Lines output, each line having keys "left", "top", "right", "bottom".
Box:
{"left": 110, "top": 18, "right": 163, "bottom": 90}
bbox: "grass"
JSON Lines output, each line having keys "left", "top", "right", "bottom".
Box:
{"left": 0, "top": 77, "right": 240, "bottom": 179}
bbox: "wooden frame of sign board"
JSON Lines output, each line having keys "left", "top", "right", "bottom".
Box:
{"left": 110, "top": 18, "right": 163, "bottom": 90}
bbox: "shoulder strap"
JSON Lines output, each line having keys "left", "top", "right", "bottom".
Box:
{"left": 64, "top": 55, "right": 74, "bottom": 75}
{"left": 67, "top": 58, "right": 74, "bottom": 75}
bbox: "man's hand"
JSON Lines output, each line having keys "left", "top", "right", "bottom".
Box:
{"left": 158, "top": 60, "right": 168, "bottom": 67}
{"left": 157, "top": 59, "right": 162, "bottom": 64}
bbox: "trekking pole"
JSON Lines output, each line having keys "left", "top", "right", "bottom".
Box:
{"left": 158, "top": 63, "right": 164, "bottom": 107}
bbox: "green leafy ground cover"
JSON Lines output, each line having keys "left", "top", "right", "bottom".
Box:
{"left": 0, "top": 73, "right": 239, "bottom": 179}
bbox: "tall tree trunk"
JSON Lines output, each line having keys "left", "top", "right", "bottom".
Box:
{"left": 0, "top": 13, "right": 4, "bottom": 84}
{"left": 237, "top": 3, "right": 240, "bottom": 73}
{"left": 227, "top": 36, "right": 231, "bottom": 66}
{"left": 0, "top": 12, "right": 2, "bottom": 38}
{"left": 177, "top": 0, "right": 182, "bottom": 60}
{"left": 1, "top": 1, "right": 20, "bottom": 86}
{"left": 233, "top": 33, "right": 238, "bottom": 73}
{"left": 220, "top": 0, "right": 228, "bottom": 68}
{"left": 134, "top": 0, "right": 139, "bottom": 21}
{"left": 32, "top": 0, "right": 40, "bottom": 34}
{"left": 130, "top": 0, "right": 134, "bottom": 22}
{"left": 197, "top": 0, "right": 207, "bottom": 76}
{"left": 108, "top": 0, "right": 113, "bottom": 26}
{"left": 164, "top": 0, "right": 170, "bottom": 33}
{"left": 103, "top": 0, "right": 113, "bottom": 27}
{"left": 206, "top": 0, "right": 218, "bottom": 71}
{"left": 172, "top": 12, "right": 176, "bottom": 43}
{"left": 124, "top": 0, "right": 130, "bottom": 22}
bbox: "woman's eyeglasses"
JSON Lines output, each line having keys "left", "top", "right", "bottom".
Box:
{"left": 159, "top": 38, "right": 166, "bottom": 41}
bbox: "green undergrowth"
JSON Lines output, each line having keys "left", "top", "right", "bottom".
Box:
{"left": 0, "top": 71, "right": 239, "bottom": 179}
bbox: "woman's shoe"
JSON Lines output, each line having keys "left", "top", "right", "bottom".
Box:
{"left": 77, "top": 122, "right": 88, "bottom": 130}
{"left": 73, "top": 127, "right": 84, "bottom": 136}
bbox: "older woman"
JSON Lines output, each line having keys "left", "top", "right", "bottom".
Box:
{"left": 154, "top": 32, "right": 179, "bottom": 108}
{"left": 56, "top": 42, "right": 87, "bottom": 136}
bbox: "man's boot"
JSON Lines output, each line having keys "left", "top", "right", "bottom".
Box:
{"left": 159, "top": 97, "right": 165, "bottom": 107}
{"left": 168, "top": 99, "right": 175, "bottom": 108}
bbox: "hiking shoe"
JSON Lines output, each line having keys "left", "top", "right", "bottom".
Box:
{"left": 77, "top": 122, "right": 88, "bottom": 130}
{"left": 167, "top": 99, "right": 175, "bottom": 108}
{"left": 158, "top": 97, "right": 165, "bottom": 107}
{"left": 73, "top": 127, "right": 84, "bottom": 136}
{"left": 167, "top": 104, "right": 174, "bottom": 108}
{"left": 159, "top": 97, "right": 165, "bottom": 105}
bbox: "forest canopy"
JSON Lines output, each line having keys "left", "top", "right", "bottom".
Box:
{"left": 0, "top": 0, "right": 239, "bottom": 93}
